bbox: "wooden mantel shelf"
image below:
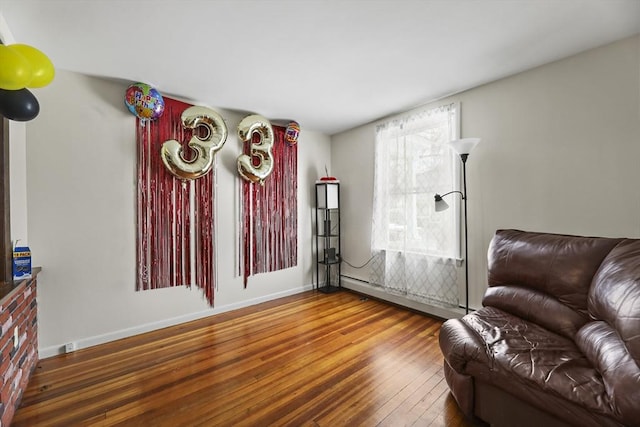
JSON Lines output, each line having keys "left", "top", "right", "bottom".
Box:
{"left": 0, "top": 266, "right": 41, "bottom": 303}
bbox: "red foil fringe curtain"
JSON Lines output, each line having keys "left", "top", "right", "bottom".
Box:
{"left": 136, "top": 97, "right": 217, "bottom": 305}
{"left": 241, "top": 126, "right": 298, "bottom": 286}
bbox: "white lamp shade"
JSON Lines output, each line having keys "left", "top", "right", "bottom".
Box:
{"left": 317, "top": 183, "right": 339, "bottom": 209}
{"left": 448, "top": 138, "right": 481, "bottom": 155}
{"left": 435, "top": 198, "right": 449, "bottom": 212}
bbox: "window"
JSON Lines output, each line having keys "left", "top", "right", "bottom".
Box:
{"left": 370, "top": 103, "right": 461, "bottom": 307}
{"left": 372, "top": 102, "right": 460, "bottom": 258}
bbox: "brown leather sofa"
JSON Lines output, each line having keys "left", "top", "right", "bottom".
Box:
{"left": 439, "top": 229, "right": 640, "bottom": 427}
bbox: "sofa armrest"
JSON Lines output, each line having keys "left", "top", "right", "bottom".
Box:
{"left": 439, "top": 318, "right": 490, "bottom": 374}
{"left": 576, "top": 321, "right": 640, "bottom": 427}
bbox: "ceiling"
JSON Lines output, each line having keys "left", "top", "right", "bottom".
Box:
{"left": 1, "top": 0, "right": 639, "bottom": 135}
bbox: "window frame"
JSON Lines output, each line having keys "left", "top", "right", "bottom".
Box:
{"left": 372, "top": 102, "right": 462, "bottom": 260}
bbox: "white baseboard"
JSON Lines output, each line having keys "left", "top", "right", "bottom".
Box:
{"left": 341, "top": 276, "right": 464, "bottom": 320}
{"left": 39, "top": 284, "right": 314, "bottom": 359}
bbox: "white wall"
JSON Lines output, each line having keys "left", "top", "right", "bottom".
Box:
{"left": 9, "top": 121, "right": 28, "bottom": 244}
{"left": 332, "top": 35, "right": 640, "bottom": 315}
{"left": 26, "top": 70, "right": 331, "bottom": 357}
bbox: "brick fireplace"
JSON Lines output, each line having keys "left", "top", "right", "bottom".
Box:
{"left": 0, "top": 271, "right": 39, "bottom": 426}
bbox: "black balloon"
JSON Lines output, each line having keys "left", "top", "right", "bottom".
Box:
{"left": 0, "top": 88, "right": 40, "bottom": 121}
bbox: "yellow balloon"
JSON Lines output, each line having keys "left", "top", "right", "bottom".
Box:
{"left": 0, "top": 45, "right": 32, "bottom": 90}
{"left": 8, "top": 44, "right": 55, "bottom": 88}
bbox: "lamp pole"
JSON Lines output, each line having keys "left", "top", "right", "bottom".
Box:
{"left": 460, "top": 154, "right": 469, "bottom": 314}
{"left": 435, "top": 137, "right": 480, "bottom": 315}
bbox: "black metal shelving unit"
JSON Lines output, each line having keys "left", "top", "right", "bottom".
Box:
{"left": 315, "top": 182, "right": 341, "bottom": 293}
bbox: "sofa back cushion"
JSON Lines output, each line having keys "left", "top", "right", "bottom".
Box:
{"left": 487, "top": 229, "right": 622, "bottom": 325}
{"left": 589, "top": 239, "right": 640, "bottom": 365}
{"left": 483, "top": 285, "right": 587, "bottom": 339}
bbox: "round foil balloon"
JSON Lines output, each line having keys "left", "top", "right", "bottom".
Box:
{"left": 285, "top": 121, "right": 300, "bottom": 145}
{"left": 124, "top": 82, "right": 165, "bottom": 120}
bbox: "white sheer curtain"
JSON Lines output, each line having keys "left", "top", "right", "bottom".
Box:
{"left": 370, "top": 103, "right": 460, "bottom": 307}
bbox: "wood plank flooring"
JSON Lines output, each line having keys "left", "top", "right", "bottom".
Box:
{"left": 13, "top": 290, "right": 474, "bottom": 426}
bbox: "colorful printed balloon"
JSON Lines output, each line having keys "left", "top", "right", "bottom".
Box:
{"left": 124, "top": 82, "right": 165, "bottom": 120}
{"left": 285, "top": 121, "right": 300, "bottom": 145}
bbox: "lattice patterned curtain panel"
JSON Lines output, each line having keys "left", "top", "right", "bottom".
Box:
{"left": 370, "top": 103, "right": 460, "bottom": 308}
{"left": 369, "top": 250, "right": 459, "bottom": 307}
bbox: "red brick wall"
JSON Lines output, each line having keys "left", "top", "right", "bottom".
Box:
{"left": 0, "top": 276, "right": 38, "bottom": 426}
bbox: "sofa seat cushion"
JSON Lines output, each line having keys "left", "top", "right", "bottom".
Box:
{"left": 443, "top": 306, "right": 616, "bottom": 419}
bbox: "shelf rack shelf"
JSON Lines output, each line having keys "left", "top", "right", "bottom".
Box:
{"left": 314, "top": 182, "right": 341, "bottom": 293}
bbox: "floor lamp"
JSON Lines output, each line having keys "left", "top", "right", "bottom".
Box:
{"left": 434, "top": 138, "right": 481, "bottom": 314}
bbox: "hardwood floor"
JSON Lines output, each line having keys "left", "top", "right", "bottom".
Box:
{"left": 14, "top": 290, "right": 474, "bottom": 426}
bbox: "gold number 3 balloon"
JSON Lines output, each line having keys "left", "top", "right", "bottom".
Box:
{"left": 237, "top": 115, "right": 275, "bottom": 185}
{"left": 161, "top": 106, "right": 228, "bottom": 180}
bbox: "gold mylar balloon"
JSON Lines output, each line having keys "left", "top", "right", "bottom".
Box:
{"left": 0, "top": 45, "right": 32, "bottom": 90}
{"left": 237, "top": 115, "right": 275, "bottom": 185}
{"left": 9, "top": 44, "right": 55, "bottom": 88}
{"left": 160, "top": 106, "right": 228, "bottom": 180}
